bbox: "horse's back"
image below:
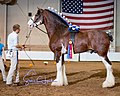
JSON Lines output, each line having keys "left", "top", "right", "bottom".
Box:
{"left": 80, "top": 30, "right": 110, "bottom": 44}
{"left": 74, "top": 30, "right": 110, "bottom": 56}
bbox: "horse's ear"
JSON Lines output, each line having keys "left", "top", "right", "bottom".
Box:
{"left": 37, "top": 7, "right": 43, "bottom": 13}
{"left": 37, "top": 7, "right": 40, "bottom": 10}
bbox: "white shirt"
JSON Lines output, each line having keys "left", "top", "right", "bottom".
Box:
{"left": 7, "top": 31, "right": 19, "bottom": 50}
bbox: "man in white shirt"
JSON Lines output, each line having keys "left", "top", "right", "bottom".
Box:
{"left": 6, "top": 24, "right": 25, "bottom": 86}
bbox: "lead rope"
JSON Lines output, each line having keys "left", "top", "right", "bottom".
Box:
{"left": 35, "top": 26, "right": 47, "bottom": 34}
{"left": 23, "top": 29, "right": 35, "bottom": 65}
{"left": 23, "top": 26, "right": 47, "bottom": 66}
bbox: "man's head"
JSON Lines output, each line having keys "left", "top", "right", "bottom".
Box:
{"left": 13, "top": 24, "right": 20, "bottom": 34}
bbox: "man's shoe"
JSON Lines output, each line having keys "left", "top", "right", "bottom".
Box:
{"left": 6, "top": 84, "right": 12, "bottom": 87}
{"left": 13, "top": 82, "right": 20, "bottom": 85}
{"left": 3, "top": 81, "right": 6, "bottom": 83}
{"left": 14, "top": 82, "right": 24, "bottom": 86}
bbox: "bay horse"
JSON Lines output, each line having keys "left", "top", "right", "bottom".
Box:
{"left": 27, "top": 8, "right": 115, "bottom": 88}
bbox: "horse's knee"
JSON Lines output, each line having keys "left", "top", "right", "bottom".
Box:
{"left": 104, "top": 56, "right": 112, "bottom": 65}
{"left": 55, "top": 51, "right": 61, "bottom": 63}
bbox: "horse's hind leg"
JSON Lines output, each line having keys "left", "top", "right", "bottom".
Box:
{"left": 100, "top": 56, "right": 115, "bottom": 88}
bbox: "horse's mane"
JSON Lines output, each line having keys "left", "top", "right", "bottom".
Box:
{"left": 45, "top": 9, "right": 69, "bottom": 27}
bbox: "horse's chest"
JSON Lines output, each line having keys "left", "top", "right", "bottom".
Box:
{"left": 49, "top": 39, "right": 61, "bottom": 50}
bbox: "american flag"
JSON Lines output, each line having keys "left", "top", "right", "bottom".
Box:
{"left": 62, "top": 0, "right": 114, "bottom": 30}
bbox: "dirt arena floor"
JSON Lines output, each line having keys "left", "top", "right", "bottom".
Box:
{"left": 0, "top": 60, "right": 120, "bottom": 96}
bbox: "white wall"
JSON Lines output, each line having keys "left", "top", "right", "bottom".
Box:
{"left": 6, "top": 51, "right": 120, "bottom": 61}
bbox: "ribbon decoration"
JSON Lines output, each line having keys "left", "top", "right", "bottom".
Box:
{"left": 68, "top": 23, "right": 80, "bottom": 32}
{"left": 67, "top": 40, "right": 74, "bottom": 59}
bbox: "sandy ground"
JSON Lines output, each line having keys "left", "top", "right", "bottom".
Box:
{"left": 0, "top": 60, "right": 120, "bottom": 96}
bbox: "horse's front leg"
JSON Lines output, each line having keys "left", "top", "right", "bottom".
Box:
{"left": 51, "top": 54, "right": 63, "bottom": 86}
{"left": 62, "top": 54, "right": 68, "bottom": 86}
{"left": 51, "top": 45, "right": 68, "bottom": 86}
{"left": 51, "top": 54, "right": 68, "bottom": 86}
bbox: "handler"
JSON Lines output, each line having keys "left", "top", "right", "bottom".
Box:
{"left": 0, "top": 38, "right": 6, "bottom": 82}
{"left": 6, "top": 24, "right": 25, "bottom": 85}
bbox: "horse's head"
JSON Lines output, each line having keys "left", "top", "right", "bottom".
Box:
{"left": 28, "top": 7, "right": 44, "bottom": 28}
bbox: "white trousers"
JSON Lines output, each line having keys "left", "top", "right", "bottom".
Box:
{"left": 6, "top": 51, "right": 19, "bottom": 84}
{"left": 0, "top": 56, "right": 6, "bottom": 81}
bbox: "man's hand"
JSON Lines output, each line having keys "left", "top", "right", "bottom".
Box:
{"left": 16, "top": 45, "right": 27, "bottom": 50}
{"left": 3, "top": 58, "right": 6, "bottom": 62}
{"left": 21, "top": 45, "right": 27, "bottom": 50}
{"left": 22, "top": 45, "right": 27, "bottom": 49}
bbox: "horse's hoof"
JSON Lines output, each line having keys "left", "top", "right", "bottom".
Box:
{"left": 63, "top": 80, "right": 68, "bottom": 86}
{"left": 63, "top": 82, "right": 68, "bottom": 86}
{"left": 102, "top": 80, "right": 115, "bottom": 88}
{"left": 51, "top": 80, "right": 63, "bottom": 86}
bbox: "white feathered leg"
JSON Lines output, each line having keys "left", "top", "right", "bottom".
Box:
{"left": 101, "top": 57, "right": 115, "bottom": 88}
{"left": 51, "top": 56, "right": 64, "bottom": 86}
{"left": 61, "top": 44, "right": 68, "bottom": 85}
{"left": 62, "top": 64, "right": 68, "bottom": 86}
{"left": 51, "top": 44, "right": 68, "bottom": 86}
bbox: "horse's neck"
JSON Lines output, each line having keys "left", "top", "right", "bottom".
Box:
{"left": 44, "top": 20, "right": 56, "bottom": 38}
{"left": 43, "top": 12, "right": 68, "bottom": 39}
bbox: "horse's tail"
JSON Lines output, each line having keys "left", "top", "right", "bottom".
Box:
{"left": 106, "top": 32, "right": 113, "bottom": 42}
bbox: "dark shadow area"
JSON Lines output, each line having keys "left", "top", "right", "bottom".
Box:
{"left": 69, "top": 69, "right": 120, "bottom": 87}
{"left": 67, "top": 71, "right": 84, "bottom": 76}
{"left": 115, "top": 83, "right": 120, "bottom": 87}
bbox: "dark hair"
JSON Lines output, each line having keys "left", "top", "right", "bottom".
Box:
{"left": 13, "top": 24, "right": 20, "bottom": 31}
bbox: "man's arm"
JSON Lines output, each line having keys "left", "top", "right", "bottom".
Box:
{"left": 14, "top": 35, "right": 26, "bottom": 50}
